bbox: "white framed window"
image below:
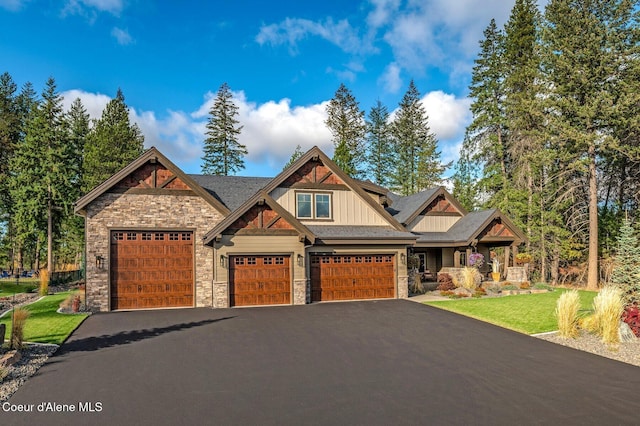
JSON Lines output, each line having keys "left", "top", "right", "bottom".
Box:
{"left": 296, "top": 192, "right": 332, "bottom": 220}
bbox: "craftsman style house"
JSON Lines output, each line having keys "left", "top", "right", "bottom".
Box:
{"left": 75, "top": 146, "right": 525, "bottom": 311}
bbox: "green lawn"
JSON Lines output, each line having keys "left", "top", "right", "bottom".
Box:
{"left": 425, "top": 289, "right": 597, "bottom": 334}
{"left": 0, "top": 280, "right": 38, "bottom": 297}
{"left": 1, "top": 292, "right": 89, "bottom": 345}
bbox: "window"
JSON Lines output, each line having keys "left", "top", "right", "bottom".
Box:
{"left": 169, "top": 233, "right": 179, "bottom": 241}
{"left": 264, "top": 257, "right": 273, "bottom": 265}
{"left": 315, "top": 194, "right": 330, "bottom": 218}
{"left": 154, "top": 233, "right": 165, "bottom": 241}
{"left": 275, "top": 257, "right": 285, "bottom": 265}
{"left": 296, "top": 193, "right": 312, "bottom": 218}
{"left": 126, "top": 232, "right": 137, "bottom": 241}
{"left": 296, "top": 192, "right": 332, "bottom": 219}
{"left": 247, "top": 257, "right": 257, "bottom": 265}
{"left": 142, "top": 233, "right": 152, "bottom": 241}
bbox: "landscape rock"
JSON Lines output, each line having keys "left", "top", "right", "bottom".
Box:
{"left": 619, "top": 322, "right": 637, "bottom": 343}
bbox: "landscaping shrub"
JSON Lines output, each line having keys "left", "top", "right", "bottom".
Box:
{"left": 10, "top": 307, "right": 30, "bottom": 349}
{"left": 533, "top": 283, "right": 553, "bottom": 291}
{"left": 520, "top": 281, "right": 531, "bottom": 290}
{"left": 439, "top": 290, "right": 454, "bottom": 297}
{"left": 502, "top": 285, "right": 519, "bottom": 290}
{"left": 473, "top": 287, "right": 486, "bottom": 298}
{"left": 460, "top": 267, "right": 481, "bottom": 290}
{"left": 437, "top": 273, "right": 455, "bottom": 291}
{"left": 39, "top": 269, "right": 49, "bottom": 296}
{"left": 468, "top": 252, "right": 485, "bottom": 268}
{"left": 556, "top": 290, "right": 580, "bottom": 338}
{"left": 410, "top": 271, "right": 425, "bottom": 295}
{"left": 622, "top": 305, "right": 639, "bottom": 337}
{"left": 592, "top": 286, "right": 624, "bottom": 344}
{"left": 0, "top": 366, "right": 8, "bottom": 383}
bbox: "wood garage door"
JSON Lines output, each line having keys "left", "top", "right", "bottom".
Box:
{"left": 311, "top": 254, "right": 395, "bottom": 302}
{"left": 229, "top": 255, "right": 291, "bottom": 307}
{"left": 110, "top": 231, "right": 194, "bottom": 310}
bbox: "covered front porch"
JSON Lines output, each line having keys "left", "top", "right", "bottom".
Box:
{"left": 411, "top": 210, "right": 528, "bottom": 282}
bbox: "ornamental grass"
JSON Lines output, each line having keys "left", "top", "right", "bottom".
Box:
{"left": 591, "top": 286, "right": 624, "bottom": 344}
{"left": 10, "top": 307, "right": 30, "bottom": 349}
{"left": 460, "top": 267, "right": 481, "bottom": 290}
{"left": 556, "top": 289, "right": 580, "bottom": 338}
{"left": 39, "top": 269, "right": 49, "bottom": 296}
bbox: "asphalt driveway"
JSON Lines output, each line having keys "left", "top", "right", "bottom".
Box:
{"left": 3, "top": 300, "right": 639, "bottom": 425}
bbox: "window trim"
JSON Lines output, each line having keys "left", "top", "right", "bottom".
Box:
{"left": 295, "top": 191, "right": 333, "bottom": 221}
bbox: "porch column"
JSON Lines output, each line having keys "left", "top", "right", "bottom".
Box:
{"left": 504, "top": 246, "right": 511, "bottom": 269}
{"left": 454, "top": 250, "right": 461, "bottom": 268}
{"left": 512, "top": 244, "right": 519, "bottom": 262}
{"left": 465, "top": 248, "right": 472, "bottom": 267}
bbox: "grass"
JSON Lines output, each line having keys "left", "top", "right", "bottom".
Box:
{"left": 425, "top": 289, "right": 597, "bottom": 334}
{"left": 0, "top": 281, "right": 38, "bottom": 297}
{"left": 1, "top": 291, "right": 88, "bottom": 345}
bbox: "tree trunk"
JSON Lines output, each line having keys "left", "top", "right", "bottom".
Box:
{"left": 587, "top": 142, "right": 599, "bottom": 290}
{"left": 551, "top": 244, "right": 560, "bottom": 285}
{"left": 34, "top": 236, "right": 41, "bottom": 272}
{"left": 526, "top": 165, "right": 533, "bottom": 252}
{"left": 48, "top": 196, "right": 53, "bottom": 275}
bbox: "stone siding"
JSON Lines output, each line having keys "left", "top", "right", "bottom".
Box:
{"left": 397, "top": 275, "right": 409, "bottom": 299}
{"left": 293, "top": 279, "right": 308, "bottom": 305}
{"left": 213, "top": 281, "right": 229, "bottom": 308}
{"left": 85, "top": 192, "right": 223, "bottom": 311}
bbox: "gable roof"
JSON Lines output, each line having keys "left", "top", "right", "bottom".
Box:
{"left": 414, "top": 209, "right": 527, "bottom": 247}
{"left": 188, "top": 175, "right": 272, "bottom": 211}
{"left": 75, "top": 147, "right": 230, "bottom": 216}
{"left": 386, "top": 187, "right": 468, "bottom": 225}
{"left": 203, "top": 190, "right": 315, "bottom": 245}
{"left": 261, "top": 146, "right": 407, "bottom": 232}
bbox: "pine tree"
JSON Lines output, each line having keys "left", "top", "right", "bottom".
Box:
{"left": 452, "top": 137, "right": 480, "bottom": 211}
{"left": 365, "top": 100, "right": 393, "bottom": 186}
{"left": 60, "top": 98, "right": 90, "bottom": 266}
{"left": 610, "top": 217, "right": 640, "bottom": 305}
{"left": 465, "top": 19, "right": 510, "bottom": 209}
{"left": 325, "top": 83, "right": 366, "bottom": 178}
{"left": 283, "top": 144, "right": 304, "bottom": 170}
{"left": 390, "top": 80, "right": 447, "bottom": 195}
{"left": 83, "top": 89, "right": 144, "bottom": 192}
{"left": 11, "top": 77, "right": 72, "bottom": 273}
{"left": 0, "top": 72, "right": 19, "bottom": 219}
{"left": 542, "top": 0, "right": 639, "bottom": 289}
{"left": 201, "top": 83, "right": 246, "bottom": 175}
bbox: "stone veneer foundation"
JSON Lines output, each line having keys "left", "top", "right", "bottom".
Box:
{"left": 84, "top": 192, "right": 223, "bottom": 311}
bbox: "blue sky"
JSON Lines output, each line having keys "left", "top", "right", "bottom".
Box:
{"left": 0, "top": 0, "right": 546, "bottom": 177}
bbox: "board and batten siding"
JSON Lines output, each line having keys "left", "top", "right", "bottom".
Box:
{"left": 409, "top": 215, "right": 460, "bottom": 232}
{"left": 270, "top": 187, "right": 388, "bottom": 226}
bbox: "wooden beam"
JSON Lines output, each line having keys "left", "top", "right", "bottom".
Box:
{"left": 454, "top": 250, "right": 461, "bottom": 268}
{"left": 466, "top": 248, "right": 472, "bottom": 267}
{"left": 159, "top": 175, "right": 177, "bottom": 188}
{"left": 264, "top": 215, "right": 281, "bottom": 229}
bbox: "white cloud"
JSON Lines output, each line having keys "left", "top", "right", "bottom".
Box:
{"left": 366, "top": 0, "right": 400, "bottom": 29}
{"left": 379, "top": 62, "right": 402, "bottom": 93}
{"left": 256, "top": 17, "right": 374, "bottom": 56}
{"left": 198, "top": 90, "right": 332, "bottom": 169}
{"left": 64, "top": 0, "right": 123, "bottom": 15}
{"left": 0, "top": 0, "right": 28, "bottom": 11}
{"left": 62, "top": 89, "right": 332, "bottom": 173}
{"left": 111, "top": 27, "right": 133, "bottom": 45}
{"left": 60, "top": 87, "right": 469, "bottom": 177}
{"left": 420, "top": 91, "right": 471, "bottom": 141}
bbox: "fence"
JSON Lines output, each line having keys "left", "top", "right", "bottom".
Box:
{"left": 50, "top": 270, "right": 84, "bottom": 286}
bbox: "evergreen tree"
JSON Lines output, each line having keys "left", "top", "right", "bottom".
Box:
{"left": 325, "top": 83, "right": 366, "bottom": 178}
{"left": 390, "top": 80, "right": 447, "bottom": 195}
{"left": 452, "top": 137, "right": 480, "bottom": 211}
{"left": 610, "top": 217, "right": 640, "bottom": 305}
{"left": 60, "top": 98, "right": 90, "bottom": 267}
{"left": 283, "top": 144, "right": 304, "bottom": 170}
{"left": 11, "top": 77, "right": 72, "bottom": 273}
{"left": 542, "top": 0, "right": 639, "bottom": 289}
{"left": 201, "top": 83, "right": 246, "bottom": 175}
{"left": 0, "top": 72, "right": 19, "bottom": 218}
{"left": 365, "top": 100, "right": 393, "bottom": 187}
{"left": 464, "top": 19, "right": 512, "bottom": 209}
{"left": 83, "top": 89, "right": 144, "bottom": 192}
